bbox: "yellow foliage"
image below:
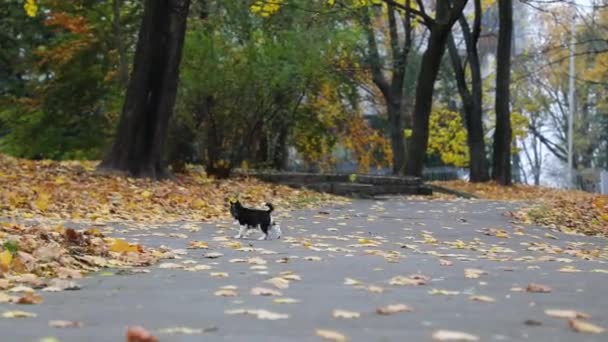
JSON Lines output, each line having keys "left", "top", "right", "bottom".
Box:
{"left": 427, "top": 108, "right": 469, "bottom": 167}
{"left": 24, "top": 0, "right": 38, "bottom": 18}
{"left": 0, "top": 250, "right": 13, "bottom": 271}
{"left": 250, "top": 0, "right": 284, "bottom": 17}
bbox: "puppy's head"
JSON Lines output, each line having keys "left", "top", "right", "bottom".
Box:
{"left": 226, "top": 197, "right": 240, "bottom": 218}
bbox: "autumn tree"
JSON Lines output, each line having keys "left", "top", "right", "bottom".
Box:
{"left": 98, "top": 0, "right": 191, "bottom": 179}
{"left": 360, "top": 1, "right": 414, "bottom": 175}
{"left": 446, "top": 0, "right": 489, "bottom": 182}
{"left": 383, "top": 0, "right": 469, "bottom": 177}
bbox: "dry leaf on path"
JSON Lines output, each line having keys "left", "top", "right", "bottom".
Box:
{"left": 332, "top": 310, "right": 360, "bottom": 319}
{"left": 49, "top": 320, "right": 83, "bottom": 328}
{"left": 469, "top": 295, "right": 495, "bottom": 303}
{"left": 526, "top": 283, "right": 552, "bottom": 293}
{"left": 544, "top": 309, "right": 590, "bottom": 319}
{"left": 316, "top": 329, "right": 348, "bottom": 342}
{"left": 432, "top": 330, "right": 480, "bottom": 341}
{"left": 214, "top": 289, "right": 238, "bottom": 297}
{"left": 464, "top": 269, "right": 486, "bottom": 279}
{"left": 126, "top": 326, "right": 159, "bottom": 342}
{"left": 376, "top": 304, "right": 412, "bottom": 315}
{"left": 569, "top": 319, "right": 606, "bottom": 334}
{"left": 225, "top": 309, "right": 289, "bottom": 320}
{"left": 274, "top": 298, "right": 300, "bottom": 304}
{"left": 429, "top": 289, "right": 460, "bottom": 296}
{"left": 2, "top": 310, "right": 37, "bottom": 318}
{"left": 265, "top": 277, "right": 290, "bottom": 289}
{"left": 16, "top": 292, "right": 43, "bottom": 305}
{"left": 251, "top": 287, "right": 282, "bottom": 296}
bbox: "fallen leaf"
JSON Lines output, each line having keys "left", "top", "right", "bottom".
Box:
{"left": 210, "top": 272, "right": 229, "bottom": 278}
{"left": 376, "top": 304, "right": 412, "bottom": 315}
{"left": 464, "top": 268, "right": 486, "bottom": 279}
{"left": 158, "top": 263, "right": 183, "bottom": 269}
{"left": 265, "top": 277, "right": 290, "bottom": 289}
{"left": 344, "top": 278, "right": 362, "bottom": 286}
{"left": 316, "top": 329, "right": 348, "bottom": 342}
{"left": 273, "top": 298, "right": 301, "bottom": 304}
{"left": 526, "top": 283, "right": 552, "bottom": 293}
{"left": 225, "top": 308, "right": 289, "bottom": 320}
{"left": 569, "top": 319, "right": 606, "bottom": 334}
{"left": 17, "top": 292, "right": 44, "bottom": 305}
{"left": 389, "top": 275, "right": 427, "bottom": 286}
{"left": 544, "top": 309, "right": 590, "bottom": 319}
{"left": 432, "top": 330, "right": 479, "bottom": 341}
{"left": 204, "top": 252, "right": 223, "bottom": 259}
{"left": 251, "top": 287, "right": 282, "bottom": 296}
{"left": 0, "top": 250, "right": 12, "bottom": 270}
{"left": 429, "top": 289, "right": 460, "bottom": 296}
{"left": 158, "top": 326, "right": 211, "bottom": 335}
{"left": 214, "top": 287, "right": 238, "bottom": 297}
{"left": 126, "top": 326, "right": 159, "bottom": 342}
{"left": 188, "top": 241, "right": 209, "bottom": 249}
{"left": 332, "top": 309, "right": 360, "bottom": 319}
{"left": 49, "top": 320, "right": 83, "bottom": 328}
{"left": 439, "top": 259, "right": 453, "bottom": 266}
{"left": 2, "top": 310, "right": 37, "bottom": 318}
{"left": 109, "top": 239, "right": 140, "bottom": 253}
{"left": 469, "top": 295, "right": 495, "bottom": 303}
{"left": 304, "top": 256, "right": 322, "bottom": 261}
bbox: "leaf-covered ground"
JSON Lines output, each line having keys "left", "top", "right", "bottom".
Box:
{"left": 0, "top": 154, "right": 346, "bottom": 224}
{"left": 0, "top": 153, "right": 346, "bottom": 312}
{"left": 433, "top": 180, "right": 608, "bottom": 236}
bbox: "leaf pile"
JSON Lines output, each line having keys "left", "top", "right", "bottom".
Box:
{"left": 0, "top": 154, "right": 346, "bottom": 223}
{"left": 0, "top": 222, "right": 161, "bottom": 291}
{"left": 433, "top": 180, "right": 608, "bottom": 236}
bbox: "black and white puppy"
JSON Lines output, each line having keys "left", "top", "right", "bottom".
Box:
{"left": 229, "top": 200, "right": 281, "bottom": 240}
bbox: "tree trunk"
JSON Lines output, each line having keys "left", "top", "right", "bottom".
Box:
{"left": 98, "top": 0, "right": 191, "bottom": 179}
{"left": 492, "top": 0, "right": 513, "bottom": 185}
{"left": 404, "top": 24, "right": 451, "bottom": 177}
{"left": 446, "top": 0, "right": 489, "bottom": 182}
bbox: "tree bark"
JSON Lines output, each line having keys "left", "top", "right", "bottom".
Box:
{"left": 447, "top": 0, "right": 489, "bottom": 182}
{"left": 492, "top": 0, "right": 513, "bottom": 185}
{"left": 404, "top": 0, "right": 469, "bottom": 177}
{"left": 98, "top": 0, "right": 191, "bottom": 179}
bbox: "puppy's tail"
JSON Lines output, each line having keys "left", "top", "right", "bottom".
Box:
{"left": 265, "top": 202, "right": 274, "bottom": 213}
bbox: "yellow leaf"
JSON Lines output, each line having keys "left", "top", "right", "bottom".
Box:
{"left": 34, "top": 192, "right": 50, "bottom": 211}
{"left": 0, "top": 250, "right": 13, "bottom": 270}
{"left": 109, "top": 239, "right": 140, "bottom": 253}
{"left": 141, "top": 191, "right": 152, "bottom": 198}
{"left": 316, "top": 329, "right": 348, "bottom": 342}
{"left": 569, "top": 319, "right": 606, "bottom": 334}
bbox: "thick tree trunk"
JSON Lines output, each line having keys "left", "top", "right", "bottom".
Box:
{"left": 492, "top": 0, "right": 513, "bottom": 185}
{"left": 404, "top": 25, "right": 451, "bottom": 177}
{"left": 98, "top": 0, "right": 191, "bottom": 179}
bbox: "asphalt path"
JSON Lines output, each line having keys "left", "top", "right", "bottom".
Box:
{"left": 1, "top": 198, "right": 607, "bottom": 342}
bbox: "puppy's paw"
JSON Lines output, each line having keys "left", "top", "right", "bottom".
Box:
{"left": 257, "top": 234, "right": 268, "bottom": 241}
{"left": 233, "top": 234, "right": 242, "bottom": 239}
